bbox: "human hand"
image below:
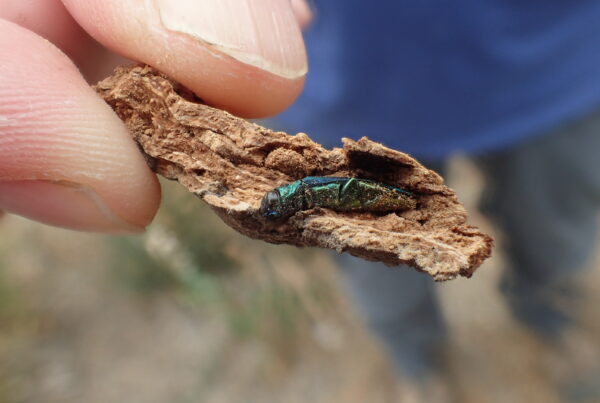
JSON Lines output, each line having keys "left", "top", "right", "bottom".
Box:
{"left": 0, "top": 0, "right": 308, "bottom": 233}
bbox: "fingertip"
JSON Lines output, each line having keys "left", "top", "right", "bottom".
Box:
{"left": 0, "top": 20, "right": 161, "bottom": 232}
{"left": 62, "top": 0, "right": 307, "bottom": 117}
{"left": 0, "top": 180, "right": 151, "bottom": 234}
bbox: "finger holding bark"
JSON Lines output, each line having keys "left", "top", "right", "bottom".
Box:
{"left": 0, "top": 21, "right": 160, "bottom": 233}
{"left": 62, "top": 0, "right": 307, "bottom": 117}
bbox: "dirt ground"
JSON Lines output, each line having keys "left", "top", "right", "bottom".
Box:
{"left": 0, "top": 158, "right": 599, "bottom": 403}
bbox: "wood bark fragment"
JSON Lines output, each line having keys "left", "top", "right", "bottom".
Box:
{"left": 95, "top": 65, "right": 493, "bottom": 281}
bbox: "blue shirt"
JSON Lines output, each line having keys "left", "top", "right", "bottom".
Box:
{"left": 277, "top": 1, "right": 600, "bottom": 160}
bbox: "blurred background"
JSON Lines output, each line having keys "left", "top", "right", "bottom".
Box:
{"left": 1, "top": 159, "right": 599, "bottom": 403}
{"left": 3, "top": 1, "right": 600, "bottom": 402}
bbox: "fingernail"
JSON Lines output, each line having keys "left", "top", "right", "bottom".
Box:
{"left": 0, "top": 180, "right": 144, "bottom": 233}
{"left": 156, "top": 0, "right": 307, "bottom": 78}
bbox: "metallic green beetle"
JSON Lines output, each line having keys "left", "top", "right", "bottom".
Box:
{"left": 260, "top": 176, "right": 416, "bottom": 220}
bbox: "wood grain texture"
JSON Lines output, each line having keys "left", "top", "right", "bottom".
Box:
{"left": 95, "top": 65, "right": 493, "bottom": 281}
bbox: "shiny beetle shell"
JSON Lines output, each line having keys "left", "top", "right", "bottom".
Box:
{"left": 260, "top": 176, "right": 416, "bottom": 220}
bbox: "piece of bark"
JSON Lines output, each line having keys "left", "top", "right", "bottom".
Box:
{"left": 95, "top": 65, "right": 493, "bottom": 281}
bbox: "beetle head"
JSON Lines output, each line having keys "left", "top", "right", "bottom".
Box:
{"left": 260, "top": 191, "right": 284, "bottom": 220}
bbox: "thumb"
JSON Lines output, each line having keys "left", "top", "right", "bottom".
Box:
{"left": 62, "top": 0, "right": 308, "bottom": 118}
{"left": 0, "top": 20, "right": 161, "bottom": 233}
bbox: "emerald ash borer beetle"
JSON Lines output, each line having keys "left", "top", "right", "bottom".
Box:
{"left": 260, "top": 176, "right": 416, "bottom": 220}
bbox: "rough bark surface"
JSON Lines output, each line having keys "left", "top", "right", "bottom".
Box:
{"left": 95, "top": 65, "right": 493, "bottom": 281}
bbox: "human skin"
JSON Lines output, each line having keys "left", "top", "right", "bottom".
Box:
{"left": 0, "top": 0, "right": 309, "bottom": 233}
